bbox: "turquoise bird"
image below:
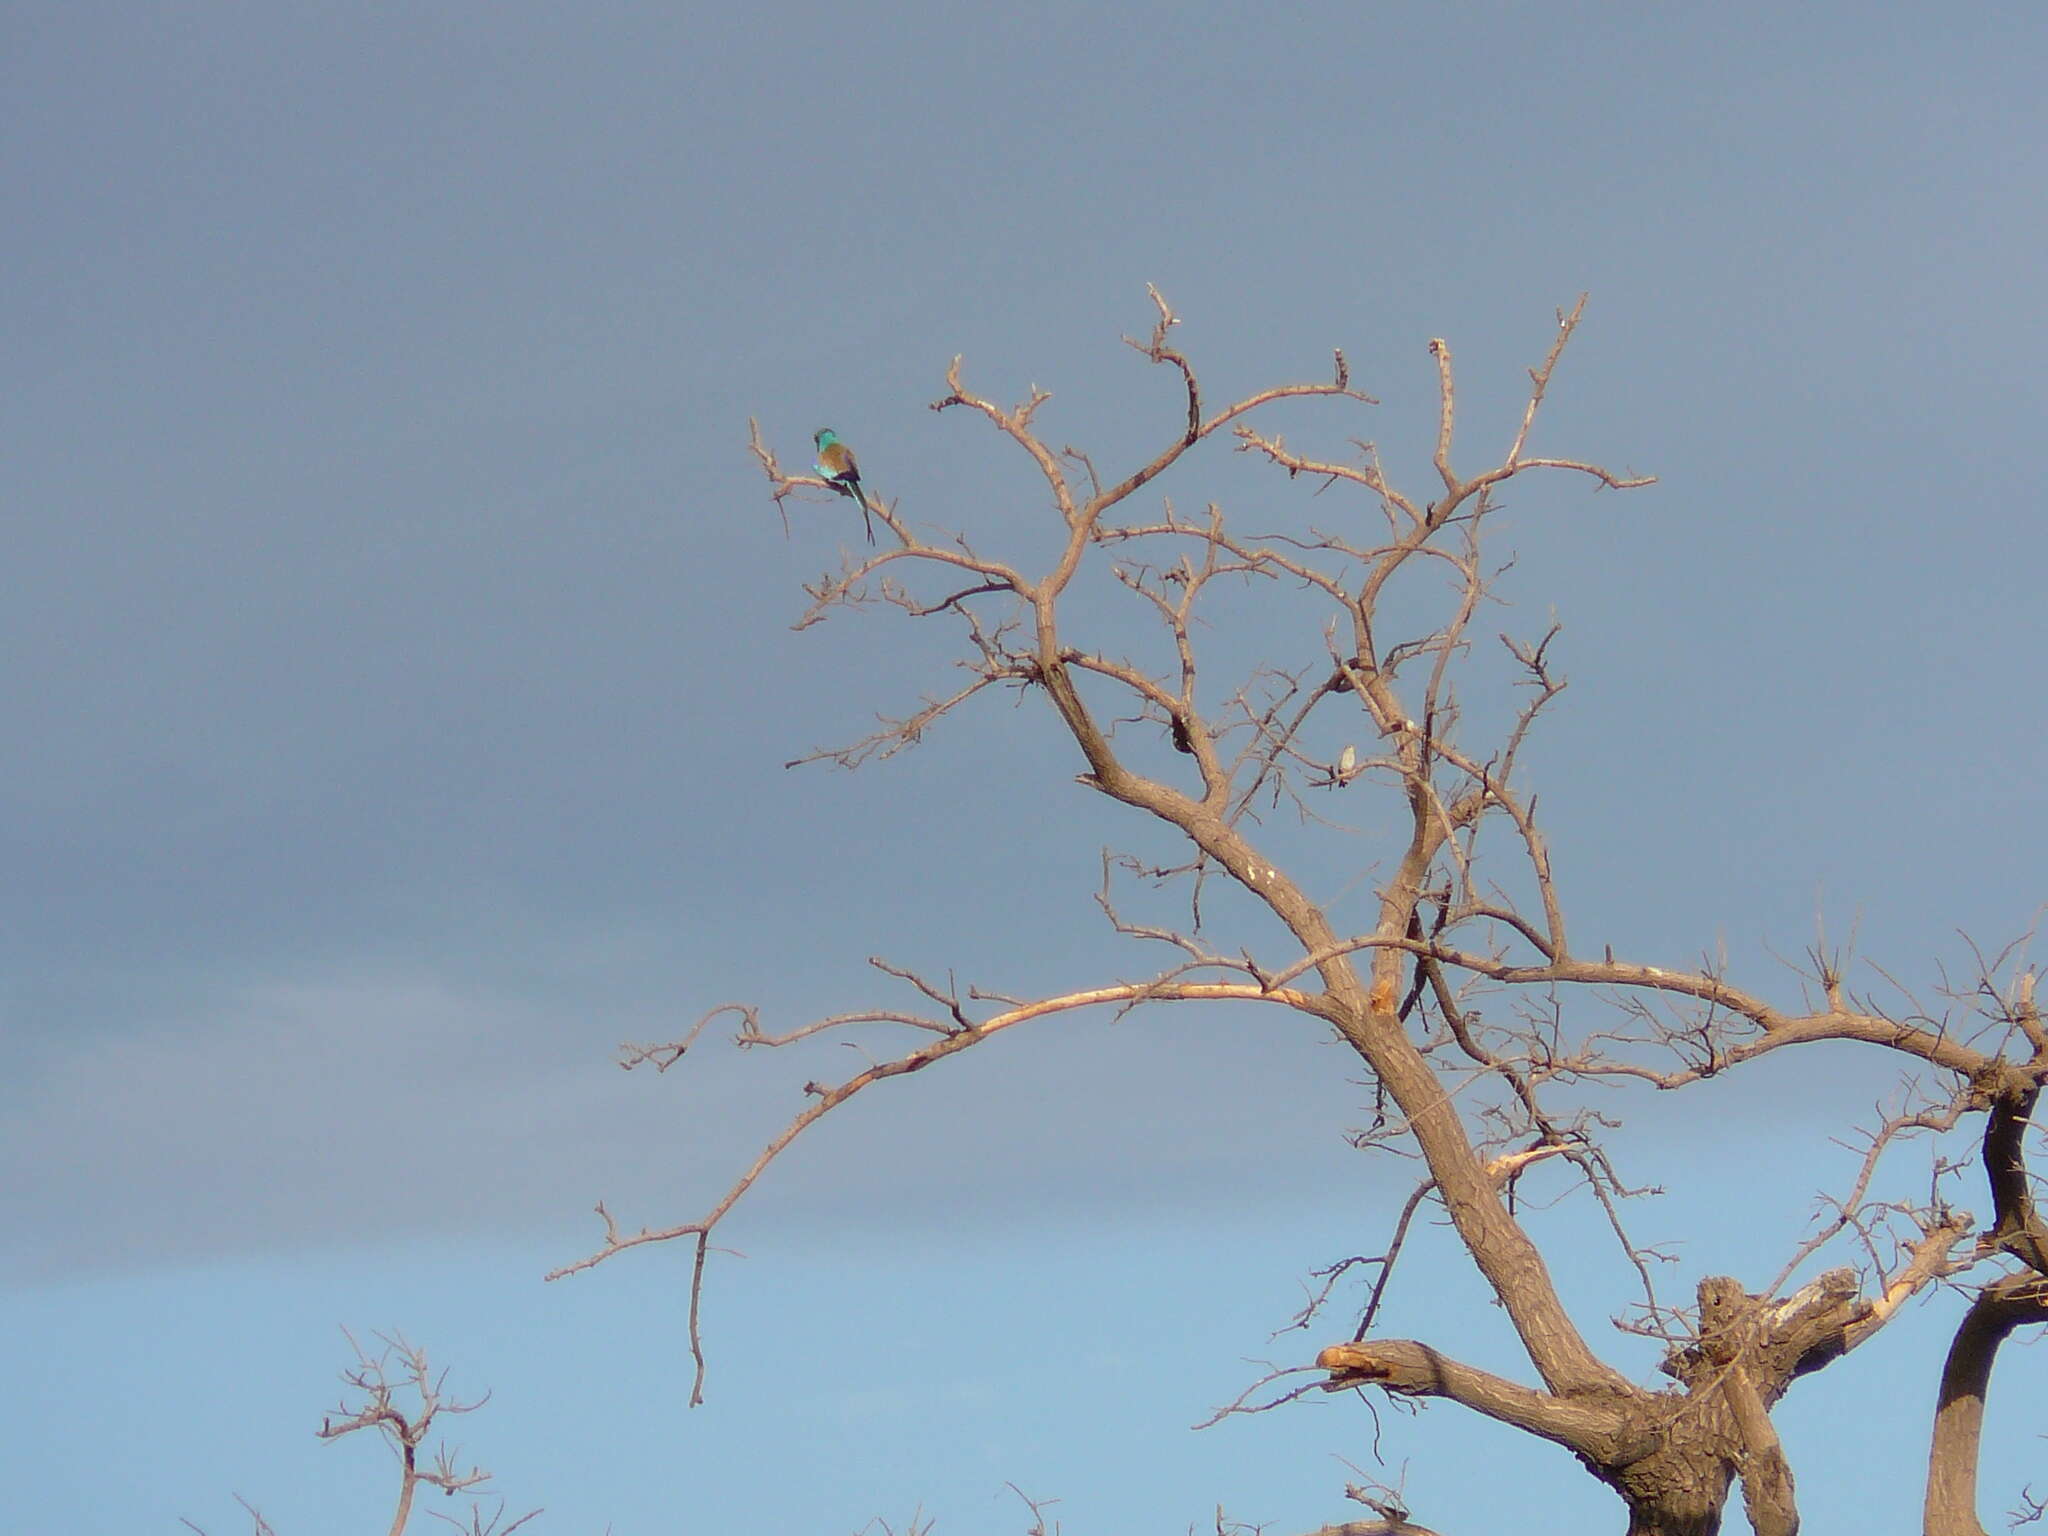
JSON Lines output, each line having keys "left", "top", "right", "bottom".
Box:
{"left": 813, "top": 427, "right": 875, "bottom": 544}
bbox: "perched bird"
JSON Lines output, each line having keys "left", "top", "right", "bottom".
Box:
{"left": 1336, "top": 744, "right": 1357, "bottom": 784}
{"left": 813, "top": 428, "right": 874, "bottom": 544}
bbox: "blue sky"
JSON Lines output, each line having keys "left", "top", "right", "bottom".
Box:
{"left": 5, "top": 3, "right": 2046, "bottom": 1531}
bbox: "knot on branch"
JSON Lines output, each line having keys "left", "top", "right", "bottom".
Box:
{"left": 1969, "top": 1058, "right": 2036, "bottom": 1106}
{"left": 1665, "top": 1268, "right": 1863, "bottom": 1387}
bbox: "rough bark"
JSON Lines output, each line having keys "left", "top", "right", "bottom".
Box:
{"left": 1317, "top": 1265, "right": 1947, "bottom": 1535}
{"left": 1699, "top": 1277, "right": 1799, "bottom": 1536}
{"left": 1923, "top": 1277, "right": 2048, "bottom": 1536}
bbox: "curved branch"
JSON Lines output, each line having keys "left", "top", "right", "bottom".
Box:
{"left": 556, "top": 977, "right": 1331, "bottom": 1279}
{"left": 929, "top": 360, "right": 1079, "bottom": 528}
{"left": 549, "top": 979, "right": 1329, "bottom": 1400}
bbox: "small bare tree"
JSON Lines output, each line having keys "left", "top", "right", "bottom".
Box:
{"left": 550, "top": 292, "right": 2047, "bottom": 1535}
{"left": 185, "top": 1330, "right": 539, "bottom": 1536}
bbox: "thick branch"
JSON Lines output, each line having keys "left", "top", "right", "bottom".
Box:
{"left": 1925, "top": 1275, "right": 2048, "bottom": 1536}
{"left": 1925, "top": 1070, "right": 2048, "bottom": 1535}
{"left": 1982, "top": 1081, "right": 2048, "bottom": 1271}
{"left": 1314, "top": 1340, "right": 1633, "bottom": 1462}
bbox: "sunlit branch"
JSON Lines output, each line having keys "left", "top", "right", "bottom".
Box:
{"left": 550, "top": 978, "right": 1328, "bottom": 1399}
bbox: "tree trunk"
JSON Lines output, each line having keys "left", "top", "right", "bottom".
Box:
{"left": 1925, "top": 1278, "right": 2048, "bottom": 1536}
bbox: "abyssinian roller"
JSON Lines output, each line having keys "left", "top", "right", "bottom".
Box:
{"left": 813, "top": 428, "right": 875, "bottom": 544}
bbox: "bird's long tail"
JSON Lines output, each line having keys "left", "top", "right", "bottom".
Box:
{"left": 854, "top": 484, "right": 875, "bottom": 544}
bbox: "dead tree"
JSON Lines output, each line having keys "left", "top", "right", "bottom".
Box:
{"left": 551, "top": 291, "right": 2048, "bottom": 1536}
{"left": 186, "top": 1330, "right": 537, "bottom": 1536}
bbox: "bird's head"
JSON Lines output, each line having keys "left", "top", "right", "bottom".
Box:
{"left": 813, "top": 428, "right": 838, "bottom": 448}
